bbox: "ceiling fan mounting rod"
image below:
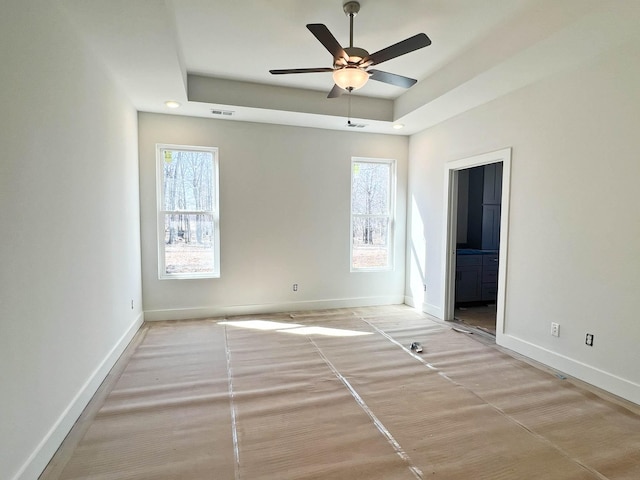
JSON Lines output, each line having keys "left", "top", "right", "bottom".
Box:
{"left": 349, "top": 12, "right": 354, "bottom": 48}
{"left": 343, "top": 1, "right": 360, "bottom": 49}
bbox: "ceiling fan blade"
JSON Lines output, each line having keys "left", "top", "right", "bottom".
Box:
{"left": 307, "top": 24, "right": 348, "bottom": 63}
{"left": 270, "top": 68, "right": 334, "bottom": 75}
{"left": 363, "top": 33, "right": 431, "bottom": 66}
{"left": 368, "top": 69, "right": 417, "bottom": 88}
{"left": 327, "top": 84, "right": 345, "bottom": 98}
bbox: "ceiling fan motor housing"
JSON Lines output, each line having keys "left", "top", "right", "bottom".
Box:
{"left": 337, "top": 47, "right": 369, "bottom": 67}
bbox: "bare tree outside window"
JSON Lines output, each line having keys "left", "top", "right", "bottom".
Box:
{"left": 157, "top": 146, "right": 220, "bottom": 278}
{"left": 351, "top": 159, "right": 394, "bottom": 270}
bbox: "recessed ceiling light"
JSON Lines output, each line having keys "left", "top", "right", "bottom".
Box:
{"left": 393, "top": 123, "right": 404, "bottom": 130}
{"left": 164, "top": 100, "right": 181, "bottom": 108}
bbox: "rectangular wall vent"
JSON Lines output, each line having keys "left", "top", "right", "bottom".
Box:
{"left": 347, "top": 122, "right": 367, "bottom": 128}
{"left": 211, "top": 109, "right": 234, "bottom": 116}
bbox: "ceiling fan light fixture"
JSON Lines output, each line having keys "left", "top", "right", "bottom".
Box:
{"left": 333, "top": 67, "right": 369, "bottom": 91}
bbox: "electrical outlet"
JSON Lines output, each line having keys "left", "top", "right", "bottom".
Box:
{"left": 551, "top": 322, "right": 560, "bottom": 337}
{"left": 585, "top": 333, "right": 594, "bottom": 346}
{"left": 423, "top": 284, "right": 427, "bottom": 292}
{"left": 293, "top": 283, "right": 298, "bottom": 292}
{"left": 131, "top": 299, "right": 134, "bottom": 310}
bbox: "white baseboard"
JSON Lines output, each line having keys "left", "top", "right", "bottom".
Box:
{"left": 498, "top": 333, "right": 640, "bottom": 406}
{"left": 422, "top": 302, "right": 443, "bottom": 319}
{"left": 403, "top": 295, "right": 416, "bottom": 308}
{"left": 14, "top": 313, "right": 144, "bottom": 480}
{"left": 144, "top": 296, "right": 405, "bottom": 321}
{"left": 404, "top": 295, "right": 443, "bottom": 319}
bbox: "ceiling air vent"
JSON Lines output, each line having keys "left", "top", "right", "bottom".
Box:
{"left": 211, "top": 109, "right": 234, "bottom": 116}
{"left": 347, "top": 121, "right": 367, "bottom": 128}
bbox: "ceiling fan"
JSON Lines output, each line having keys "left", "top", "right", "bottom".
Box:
{"left": 269, "top": 1, "right": 431, "bottom": 98}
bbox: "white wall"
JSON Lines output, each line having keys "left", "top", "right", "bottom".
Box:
{"left": 138, "top": 114, "right": 408, "bottom": 320}
{"left": 0, "top": 2, "right": 143, "bottom": 479}
{"left": 406, "top": 39, "right": 640, "bottom": 404}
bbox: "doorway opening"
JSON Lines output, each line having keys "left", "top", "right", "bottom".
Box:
{"left": 442, "top": 149, "right": 511, "bottom": 338}
{"left": 454, "top": 163, "right": 501, "bottom": 334}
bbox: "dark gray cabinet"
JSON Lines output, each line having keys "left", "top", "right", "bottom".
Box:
{"left": 455, "top": 252, "right": 499, "bottom": 304}
{"left": 462, "top": 163, "right": 502, "bottom": 250}
{"left": 481, "top": 163, "right": 502, "bottom": 250}
{"left": 455, "top": 255, "right": 482, "bottom": 302}
{"left": 481, "top": 204, "right": 501, "bottom": 250}
{"left": 466, "top": 168, "right": 484, "bottom": 249}
{"left": 483, "top": 162, "right": 503, "bottom": 205}
{"left": 481, "top": 253, "right": 499, "bottom": 302}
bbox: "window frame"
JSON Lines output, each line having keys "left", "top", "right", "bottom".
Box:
{"left": 350, "top": 157, "right": 396, "bottom": 272}
{"left": 156, "top": 144, "right": 220, "bottom": 280}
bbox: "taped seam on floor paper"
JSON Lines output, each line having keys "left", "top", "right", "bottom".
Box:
{"left": 361, "top": 318, "right": 610, "bottom": 480}
{"left": 224, "top": 326, "right": 241, "bottom": 480}
{"left": 309, "top": 338, "right": 424, "bottom": 480}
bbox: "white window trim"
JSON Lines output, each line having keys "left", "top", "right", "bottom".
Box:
{"left": 350, "top": 157, "right": 396, "bottom": 272}
{"left": 155, "top": 144, "right": 220, "bottom": 280}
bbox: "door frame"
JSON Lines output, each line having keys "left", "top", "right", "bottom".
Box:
{"left": 441, "top": 148, "right": 511, "bottom": 336}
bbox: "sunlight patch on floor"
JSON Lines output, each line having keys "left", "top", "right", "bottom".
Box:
{"left": 218, "top": 320, "right": 372, "bottom": 337}
{"left": 218, "top": 320, "right": 302, "bottom": 330}
{"left": 280, "top": 326, "right": 372, "bottom": 337}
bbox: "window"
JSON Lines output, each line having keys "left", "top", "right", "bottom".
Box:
{"left": 156, "top": 144, "right": 220, "bottom": 279}
{"left": 350, "top": 158, "right": 395, "bottom": 271}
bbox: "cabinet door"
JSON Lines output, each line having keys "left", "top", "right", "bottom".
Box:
{"left": 482, "top": 264, "right": 498, "bottom": 284}
{"left": 481, "top": 256, "right": 499, "bottom": 302}
{"left": 481, "top": 204, "right": 501, "bottom": 250}
{"left": 483, "top": 162, "right": 503, "bottom": 205}
{"left": 481, "top": 283, "right": 498, "bottom": 302}
{"left": 456, "top": 254, "right": 482, "bottom": 266}
{"left": 467, "top": 167, "right": 484, "bottom": 248}
{"left": 455, "top": 265, "right": 482, "bottom": 302}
